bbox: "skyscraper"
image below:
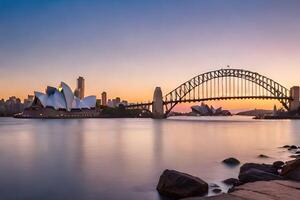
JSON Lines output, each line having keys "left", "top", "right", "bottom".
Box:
{"left": 101, "top": 92, "right": 107, "bottom": 106}
{"left": 77, "top": 76, "right": 85, "bottom": 99}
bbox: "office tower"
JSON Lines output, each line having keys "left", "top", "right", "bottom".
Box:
{"left": 77, "top": 76, "right": 85, "bottom": 99}
{"left": 101, "top": 92, "right": 107, "bottom": 106}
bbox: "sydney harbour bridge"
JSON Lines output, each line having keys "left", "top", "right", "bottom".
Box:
{"left": 125, "top": 68, "right": 299, "bottom": 118}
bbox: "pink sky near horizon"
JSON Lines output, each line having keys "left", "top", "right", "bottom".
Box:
{"left": 1, "top": 1, "right": 300, "bottom": 112}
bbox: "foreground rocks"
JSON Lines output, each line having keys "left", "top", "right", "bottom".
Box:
{"left": 281, "top": 158, "right": 300, "bottom": 181}
{"left": 222, "top": 178, "right": 240, "bottom": 186}
{"left": 157, "top": 169, "right": 208, "bottom": 199}
{"left": 157, "top": 149, "right": 300, "bottom": 199}
{"left": 239, "top": 168, "right": 284, "bottom": 183}
{"left": 238, "top": 162, "right": 284, "bottom": 183}
{"left": 272, "top": 161, "right": 285, "bottom": 169}
{"left": 240, "top": 163, "right": 278, "bottom": 174}
{"left": 181, "top": 180, "right": 300, "bottom": 200}
{"left": 222, "top": 157, "right": 240, "bottom": 166}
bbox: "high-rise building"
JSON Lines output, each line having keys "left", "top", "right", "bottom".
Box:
{"left": 101, "top": 91, "right": 107, "bottom": 106}
{"left": 115, "top": 97, "right": 121, "bottom": 105}
{"left": 77, "top": 76, "right": 85, "bottom": 99}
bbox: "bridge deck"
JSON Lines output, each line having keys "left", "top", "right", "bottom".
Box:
{"left": 164, "top": 96, "right": 291, "bottom": 104}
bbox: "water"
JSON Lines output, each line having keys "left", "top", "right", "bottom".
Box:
{"left": 0, "top": 116, "right": 298, "bottom": 200}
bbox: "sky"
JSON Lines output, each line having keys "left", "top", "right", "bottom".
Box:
{"left": 1, "top": 0, "right": 300, "bottom": 111}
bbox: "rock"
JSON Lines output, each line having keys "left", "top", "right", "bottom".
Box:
{"left": 212, "top": 188, "right": 222, "bottom": 194}
{"left": 239, "top": 163, "right": 278, "bottom": 175}
{"left": 272, "top": 161, "right": 284, "bottom": 169}
{"left": 282, "top": 145, "right": 290, "bottom": 148}
{"left": 290, "top": 145, "right": 298, "bottom": 149}
{"left": 281, "top": 158, "right": 300, "bottom": 181}
{"left": 231, "top": 180, "right": 300, "bottom": 200}
{"left": 222, "top": 157, "right": 240, "bottom": 166}
{"left": 289, "top": 155, "right": 300, "bottom": 158}
{"left": 238, "top": 163, "right": 283, "bottom": 183}
{"left": 257, "top": 154, "right": 269, "bottom": 158}
{"left": 288, "top": 145, "right": 298, "bottom": 150}
{"left": 295, "top": 151, "right": 300, "bottom": 154}
{"left": 209, "top": 183, "right": 219, "bottom": 188}
{"left": 181, "top": 180, "right": 300, "bottom": 200}
{"left": 238, "top": 168, "right": 284, "bottom": 183}
{"left": 156, "top": 169, "right": 208, "bottom": 199}
{"left": 222, "top": 178, "right": 240, "bottom": 186}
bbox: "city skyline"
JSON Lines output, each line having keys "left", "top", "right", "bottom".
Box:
{"left": 1, "top": 0, "right": 300, "bottom": 111}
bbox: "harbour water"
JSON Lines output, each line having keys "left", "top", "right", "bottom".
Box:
{"left": 0, "top": 116, "right": 298, "bottom": 200}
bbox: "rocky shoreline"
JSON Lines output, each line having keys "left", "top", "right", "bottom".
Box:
{"left": 156, "top": 144, "right": 300, "bottom": 199}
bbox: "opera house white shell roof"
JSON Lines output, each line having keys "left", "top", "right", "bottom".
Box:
{"left": 34, "top": 82, "right": 96, "bottom": 111}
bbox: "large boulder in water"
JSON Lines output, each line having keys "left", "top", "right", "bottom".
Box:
{"left": 157, "top": 169, "right": 208, "bottom": 199}
{"left": 281, "top": 158, "right": 300, "bottom": 181}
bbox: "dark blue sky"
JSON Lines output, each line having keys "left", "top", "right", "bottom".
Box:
{"left": 1, "top": 0, "right": 300, "bottom": 110}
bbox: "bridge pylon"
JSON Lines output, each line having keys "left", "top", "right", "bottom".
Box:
{"left": 152, "top": 87, "right": 165, "bottom": 119}
{"left": 289, "top": 86, "right": 300, "bottom": 111}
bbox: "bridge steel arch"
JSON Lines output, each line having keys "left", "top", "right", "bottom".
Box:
{"left": 164, "top": 68, "right": 291, "bottom": 116}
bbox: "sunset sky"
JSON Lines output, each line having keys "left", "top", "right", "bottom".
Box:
{"left": 1, "top": 0, "right": 300, "bottom": 111}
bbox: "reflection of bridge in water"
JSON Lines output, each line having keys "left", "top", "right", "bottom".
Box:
{"left": 125, "top": 68, "right": 299, "bottom": 118}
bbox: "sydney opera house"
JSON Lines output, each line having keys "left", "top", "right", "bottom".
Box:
{"left": 17, "top": 82, "right": 99, "bottom": 118}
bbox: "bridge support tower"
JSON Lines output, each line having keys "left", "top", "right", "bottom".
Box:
{"left": 289, "top": 86, "right": 300, "bottom": 111}
{"left": 152, "top": 87, "right": 164, "bottom": 118}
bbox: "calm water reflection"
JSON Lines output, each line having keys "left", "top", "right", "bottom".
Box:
{"left": 0, "top": 116, "right": 298, "bottom": 200}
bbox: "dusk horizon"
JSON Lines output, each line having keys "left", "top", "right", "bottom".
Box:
{"left": 1, "top": 0, "right": 300, "bottom": 111}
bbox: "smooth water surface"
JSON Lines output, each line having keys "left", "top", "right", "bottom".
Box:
{"left": 0, "top": 116, "right": 298, "bottom": 200}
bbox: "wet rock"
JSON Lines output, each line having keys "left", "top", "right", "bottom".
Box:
{"left": 288, "top": 145, "right": 298, "bottom": 150}
{"left": 209, "top": 183, "right": 219, "bottom": 188}
{"left": 258, "top": 154, "right": 270, "bottom": 158}
{"left": 181, "top": 180, "right": 300, "bottom": 200}
{"left": 222, "top": 157, "right": 240, "bottom": 166}
{"left": 281, "top": 158, "right": 300, "bottom": 181}
{"left": 240, "top": 163, "right": 278, "bottom": 175}
{"left": 272, "top": 161, "right": 285, "bottom": 169}
{"left": 238, "top": 169, "right": 284, "bottom": 183}
{"left": 222, "top": 178, "right": 240, "bottom": 186}
{"left": 289, "top": 155, "right": 300, "bottom": 158}
{"left": 157, "top": 169, "right": 208, "bottom": 199}
{"left": 212, "top": 188, "right": 222, "bottom": 194}
{"left": 238, "top": 163, "right": 283, "bottom": 183}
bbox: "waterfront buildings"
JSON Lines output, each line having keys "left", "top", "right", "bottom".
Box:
{"left": 0, "top": 96, "right": 25, "bottom": 116}
{"left": 101, "top": 92, "right": 128, "bottom": 107}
